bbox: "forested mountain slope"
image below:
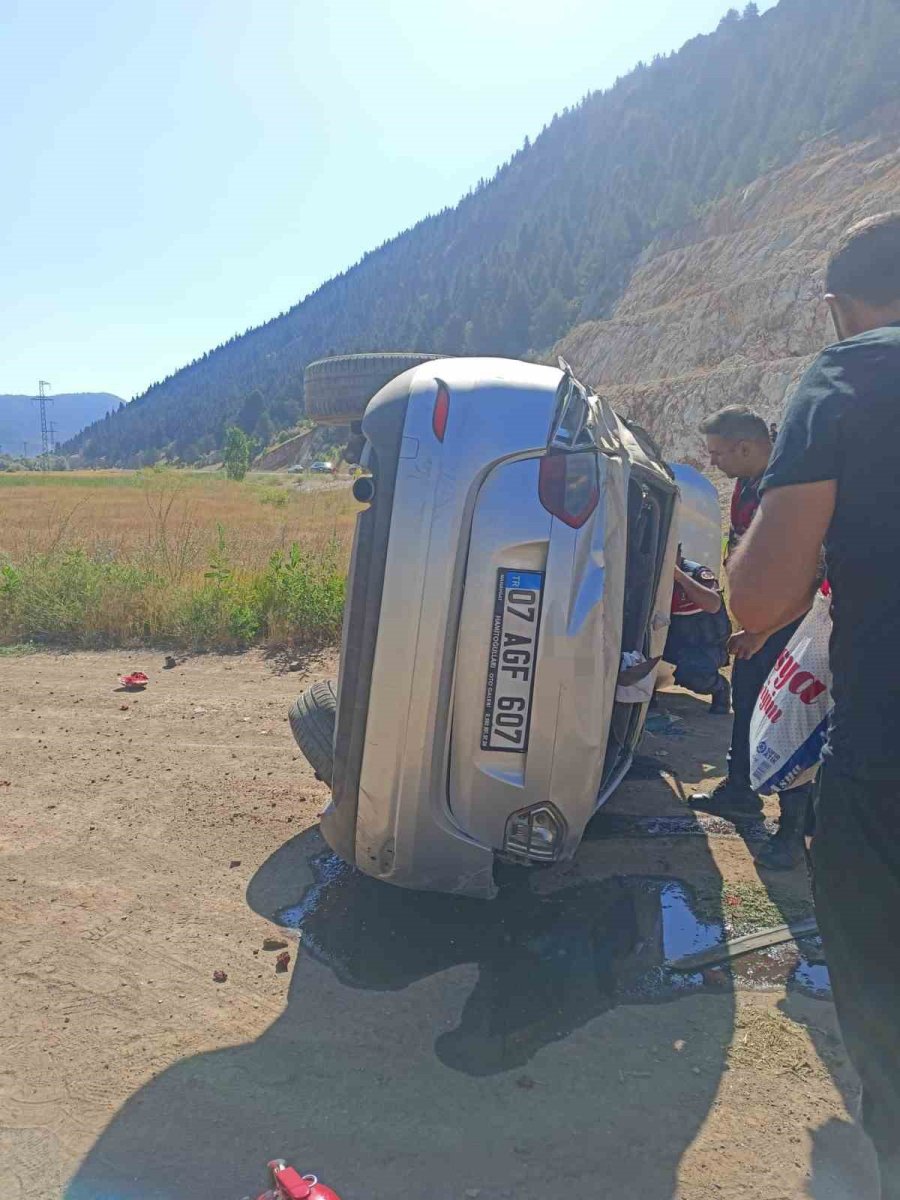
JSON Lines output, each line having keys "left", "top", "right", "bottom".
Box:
{"left": 65, "top": 0, "right": 900, "bottom": 466}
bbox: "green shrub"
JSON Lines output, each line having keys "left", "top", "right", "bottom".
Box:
{"left": 0, "top": 530, "right": 345, "bottom": 650}
{"left": 255, "top": 539, "right": 345, "bottom": 645}
{"left": 255, "top": 485, "right": 289, "bottom": 508}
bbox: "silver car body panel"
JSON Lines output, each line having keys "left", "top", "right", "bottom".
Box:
{"left": 349, "top": 360, "right": 562, "bottom": 898}
{"left": 321, "top": 358, "right": 717, "bottom": 898}
{"left": 671, "top": 462, "right": 723, "bottom": 574}
{"left": 449, "top": 450, "right": 630, "bottom": 861}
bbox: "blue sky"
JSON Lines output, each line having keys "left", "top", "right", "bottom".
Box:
{"left": 0, "top": 0, "right": 774, "bottom": 417}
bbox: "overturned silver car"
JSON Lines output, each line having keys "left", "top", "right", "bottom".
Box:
{"left": 290, "top": 354, "right": 720, "bottom": 898}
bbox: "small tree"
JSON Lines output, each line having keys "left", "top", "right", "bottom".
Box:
{"left": 742, "top": 1, "right": 760, "bottom": 17}
{"left": 223, "top": 426, "right": 251, "bottom": 481}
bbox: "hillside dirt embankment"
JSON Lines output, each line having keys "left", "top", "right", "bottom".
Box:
{"left": 558, "top": 108, "right": 900, "bottom": 463}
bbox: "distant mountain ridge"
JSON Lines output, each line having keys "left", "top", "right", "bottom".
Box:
{"left": 0, "top": 393, "right": 122, "bottom": 455}
{"left": 64, "top": 0, "right": 900, "bottom": 466}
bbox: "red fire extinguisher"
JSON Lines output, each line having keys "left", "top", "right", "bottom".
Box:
{"left": 253, "top": 1158, "right": 344, "bottom": 1200}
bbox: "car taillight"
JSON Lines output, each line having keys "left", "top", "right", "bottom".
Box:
{"left": 432, "top": 380, "right": 450, "bottom": 442}
{"left": 538, "top": 450, "right": 600, "bottom": 528}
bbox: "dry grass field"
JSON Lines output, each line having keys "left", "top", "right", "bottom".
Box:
{"left": 0, "top": 469, "right": 359, "bottom": 649}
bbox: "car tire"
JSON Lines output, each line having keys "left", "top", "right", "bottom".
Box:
{"left": 289, "top": 679, "right": 337, "bottom": 787}
{"left": 304, "top": 352, "right": 445, "bottom": 425}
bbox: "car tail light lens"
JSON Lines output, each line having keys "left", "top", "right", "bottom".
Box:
{"left": 538, "top": 450, "right": 600, "bottom": 528}
{"left": 503, "top": 803, "right": 566, "bottom": 862}
{"left": 432, "top": 380, "right": 450, "bottom": 442}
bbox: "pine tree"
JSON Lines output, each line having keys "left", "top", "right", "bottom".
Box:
{"left": 530, "top": 288, "right": 569, "bottom": 350}
{"left": 255, "top": 412, "right": 274, "bottom": 448}
{"left": 235, "top": 389, "right": 265, "bottom": 436}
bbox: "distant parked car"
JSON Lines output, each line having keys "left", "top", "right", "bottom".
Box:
{"left": 287, "top": 464, "right": 305, "bottom": 474}
{"left": 310, "top": 460, "right": 335, "bottom": 474}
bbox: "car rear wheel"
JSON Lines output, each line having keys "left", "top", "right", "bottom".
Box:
{"left": 289, "top": 679, "right": 337, "bottom": 786}
{"left": 304, "top": 352, "right": 444, "bottom": 425}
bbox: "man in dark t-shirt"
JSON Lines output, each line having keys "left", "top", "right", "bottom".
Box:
{"left": 729, "top": 212, "right": 900, "bottom": 1198}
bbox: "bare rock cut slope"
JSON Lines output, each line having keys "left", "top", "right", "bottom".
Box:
{"left": 558, "top": 109, "right": 900, "bottom": 464}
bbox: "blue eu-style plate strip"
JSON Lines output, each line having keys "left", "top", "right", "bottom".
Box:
{"left": 502, "top": 569, "right": 543, "bottom": 593}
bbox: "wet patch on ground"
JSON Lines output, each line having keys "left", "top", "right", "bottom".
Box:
{"left": 586, "top": 810, "right": 777, "bottom": 839}
{"left": 275, "top": 848, "right": 830, "bottom": 1068}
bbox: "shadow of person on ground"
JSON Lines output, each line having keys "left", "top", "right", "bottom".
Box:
{"left": 779, "top": 992, "right": 880, "bottom": 1200}
{"left": 66, "top": 816, "right": 735, "bottom": 1200}
{"left": 638, "top": 693, "right": 878, "bottom": 1199}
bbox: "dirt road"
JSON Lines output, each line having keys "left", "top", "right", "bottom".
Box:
{"left": 0, "top": 650, "right": 879, "bottom": 1198}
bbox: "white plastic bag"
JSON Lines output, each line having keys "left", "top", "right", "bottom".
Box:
{"left": 749, "top": 588, "right": 833, "bottom": 792}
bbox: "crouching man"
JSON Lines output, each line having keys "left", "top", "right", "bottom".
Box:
{"left": 664, "top": 552, "right": 731, "bottom": 715}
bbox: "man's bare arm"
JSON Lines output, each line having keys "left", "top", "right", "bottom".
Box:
{"left": 673, "top": 564, "right": 722, "bottom": 614}
{"left": 728, "top": 480, "right": 836, "bottom": 633}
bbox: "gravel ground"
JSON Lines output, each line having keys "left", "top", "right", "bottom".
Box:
{"left": 0, "top": 649, "right": 879, "bottom": 1199}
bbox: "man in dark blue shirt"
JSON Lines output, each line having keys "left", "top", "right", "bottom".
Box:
{"left": 729, "top": 211, "right": 900, "bottom": 1199}
{"left": 665, "top": 553, "right": 732, "bottom": 714}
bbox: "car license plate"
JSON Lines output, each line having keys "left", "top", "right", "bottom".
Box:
{"left": 480, "top": 569, "right": 544, "bottom": 753}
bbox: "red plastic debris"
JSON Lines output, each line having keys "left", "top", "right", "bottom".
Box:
{"left": 119, "top": 672, "right": 149, "bottom": 690}
{"left": 212, "top": 969, "right": 227, "bottom": 983}
{"left": 275, "top": 951, "right": 291, "bottom": 973}
{"left": 255, "top": 1160, "right": 343, "bottom": 1200}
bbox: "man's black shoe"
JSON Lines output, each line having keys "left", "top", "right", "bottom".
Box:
{"left": 755, "top": 790, "right": 810, "bottom": 870}
{"left": 755, "top": 824, "right": 806, "bottom": 870}
{"left": 689, "top": 777, "right": 763, "bottom": 818}
{"left": 709, "top": 676, "right": 731, "bottom": 716}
